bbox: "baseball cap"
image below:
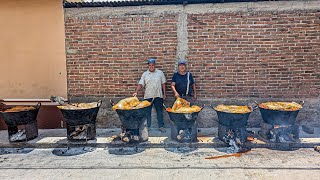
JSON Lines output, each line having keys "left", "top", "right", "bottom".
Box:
{"left": 178, "top": 59, "right": 187, "bottom": 65}
{"left": 147, "top": 59, "right": 156, "bottom": 64}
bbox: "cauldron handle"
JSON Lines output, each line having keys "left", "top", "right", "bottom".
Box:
{"left": 298, "top": 100, "right": 304, "bottom": 106}
{"left": 97, "top": 100, "right": 102, "bottom": 107}
{"left": 0, "top": 102, "right": 7, "bottom": 111}
{"left": 252, "top": 105, "right": 259, "bottom": 111}
{"left": 254, "top": 101, "right": 259, "bottom": 105}
{"left": 110, "top": 99, "right": 115, "bottom": 106}
{"left": 35, "top": 102, "right": 41, "bottom": 109}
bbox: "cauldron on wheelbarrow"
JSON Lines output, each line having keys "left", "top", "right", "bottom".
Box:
{"left": 213, "top": 105, "right": 257, "bottom": 144}
{"left": 256, "top": 101, "right": 303, "bottom": 142}
{"left": 0, "top": 103, "right": 41, "bottom": 142}
{"left": 111, "top": 99, "right": 151, "bottom": 143}
{"left": 58, "top": 100, "right": 102, "bottom": 141}
{"left": 165, "top": 105, "right": 204, "bottom": 143}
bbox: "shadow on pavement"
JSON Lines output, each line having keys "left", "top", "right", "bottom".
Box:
{"left": 52, "top": 147, "right": 96, "bottom": 156}
{"left": 0, "top": 148, "right": 34, "bottom": 155}
{"left": 107, "top": 147, "right": 145, "bottom": 155}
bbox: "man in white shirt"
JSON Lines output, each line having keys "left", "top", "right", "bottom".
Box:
{"left": 133, "top": 59, "right": 167, "bottom": 132}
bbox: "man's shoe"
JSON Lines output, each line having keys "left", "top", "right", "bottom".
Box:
{"left": 159, "top": 127, "right": 166, "bottom": 133}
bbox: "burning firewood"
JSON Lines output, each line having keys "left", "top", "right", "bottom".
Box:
{"left": 9, "top": 129, "right": 26, "bottom": 141}
{"left": 122, "top": 137, "right": 130, "bottom": 143}
{"left": 133, "top": 135, "right": 140, "bottom": 141}
{"left": 111, "top": 135, "right": 119, "bottom": 139}
{"left": 70, "top": 125, "right": 87, "bottom": 137}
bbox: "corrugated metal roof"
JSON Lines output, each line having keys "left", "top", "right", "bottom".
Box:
{"left": 64, "top": 0, "right": 272, "bottom": 8}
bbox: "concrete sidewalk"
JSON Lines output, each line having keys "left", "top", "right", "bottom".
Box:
{"left": 0, "top": 127, "right": 319, "bottom": 149}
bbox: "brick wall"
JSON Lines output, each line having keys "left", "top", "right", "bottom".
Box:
{"left": 65, "top": 15, "right": 178, "bottom": 98}
{"left": 65, "top": 2, "right": 320, "bottom": 127}
{"left": 188, "top": 12, "right": 320, "bottom": 98}
{"left": 65, "top": 8, "right": 319, "bottom": 99}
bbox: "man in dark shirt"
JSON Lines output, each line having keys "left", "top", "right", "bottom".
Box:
{"left": 171, "top": 59, "right": 197, "bottom": 103}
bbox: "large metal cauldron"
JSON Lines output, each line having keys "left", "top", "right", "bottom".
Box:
{"left": 257, "top": 101, "right": 303, "bottom": 126}
{"left": 213, "top": 105, "right": 256, "bottom": 144}
{"left": 214, "top": 106, "right": 254, "bottom": 127}
{"left": 0, "top": 103, "right": 41, "bottom": 127}
{"left": 165, "top": 105, "right": 204, "bottom": 143}
{"left": 166, "top": 111, "right": 201, "bottom": 128}
{"left": 115, "top": 106, "right": 151, "bottom": 129}
{"left": 59, "top": 101, "right": 102, "bottom": 126}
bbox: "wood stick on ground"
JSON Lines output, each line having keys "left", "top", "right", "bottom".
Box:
{"left": 205, "top": 150, "right": 251, "bottom": 160}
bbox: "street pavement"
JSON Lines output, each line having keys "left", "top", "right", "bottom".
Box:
{"left": 0, "top": 147, "right": 320, "bottom": 179}
{"left": 0, "top": 128, "right": 320, "bottom": 179}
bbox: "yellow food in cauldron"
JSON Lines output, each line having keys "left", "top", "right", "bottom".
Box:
{"left": 166, "top": 98, "right": 201, "bottom": 113}
{"left": 172, "top": 97, "right": 190, "bottom": 111}
{"left": 3, "top": 106, "right": 35, "bottom": 112}
{"left": 112, "top": 97, "right": 151, "bottom": 110}
{"left": 214, "top": 105, "right": 251, "bottom": 114}
{"left": 57, "top": 102, "right": 99, "bottom": 110}
{"left": 259, "top": 102, "right": 302, "bottom": 111}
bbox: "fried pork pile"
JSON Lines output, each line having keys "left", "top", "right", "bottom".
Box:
{"left": 258, "top": 102, "right": 302, "bottom": 111}
{"left": 214, "top": 105, "right": 252, "bottom": 114}
{"left": 112, "top": 97, "right": 151, "bottom": 110}
{"left": 166, "top": 98, "right": 201, "bottom": 113}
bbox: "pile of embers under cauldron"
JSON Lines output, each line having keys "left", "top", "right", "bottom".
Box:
{"left": 257, "top": 101, "right": 304, "bottom": 143}
{"left": 58, "top": 101, "right": 102, "bottom": 141}
{"left": 111, "top": 99, "right": 150, "bottom": 143}
{"left": 0, "top": 103, "right": 41, "bottom": 142}
{"left": 213, "top": 105, "right": 257, "bottom": 153}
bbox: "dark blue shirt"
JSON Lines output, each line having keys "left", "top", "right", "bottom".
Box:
{"left": 171, "top": 72, "right": 194, "bottom": 96}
